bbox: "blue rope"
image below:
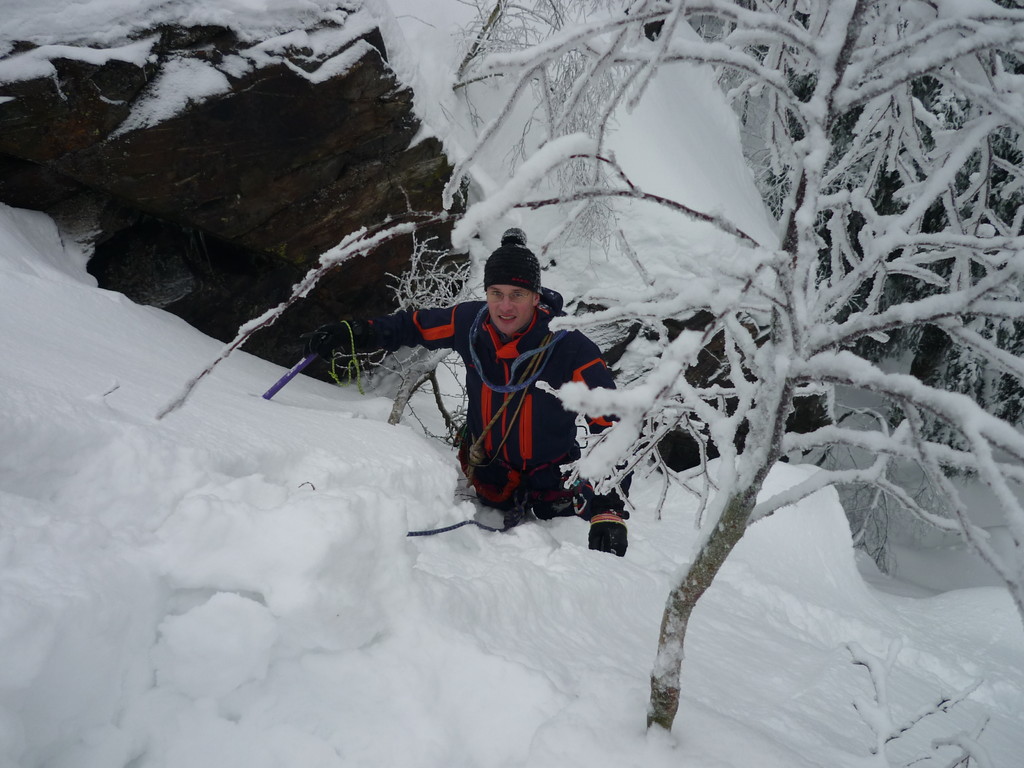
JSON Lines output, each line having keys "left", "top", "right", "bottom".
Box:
{"left": 468, "top": 306, "right": 567, "bottom": 394}
{"left": 407, "top": 495, "right": 529, "bottom": 537}
{"left": 406, "top": 519, "right": 510, "bottom": 537}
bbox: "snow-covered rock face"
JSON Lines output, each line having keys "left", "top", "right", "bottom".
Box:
{"left": 0, "top": 7, "right": 455, "bottom": 373}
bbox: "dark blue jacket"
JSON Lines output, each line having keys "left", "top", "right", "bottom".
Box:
{"left": 370, "top": 288, "right": 615, "bottom": 471}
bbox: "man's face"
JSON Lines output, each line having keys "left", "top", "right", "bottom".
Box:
{"left": 486, "top": 284, "right": 540, "bottom": 336}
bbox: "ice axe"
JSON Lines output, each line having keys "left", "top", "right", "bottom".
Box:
{"left": 262, "top": 353, "right": 317, "bottom": 400}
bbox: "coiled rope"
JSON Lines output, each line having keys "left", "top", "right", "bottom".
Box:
{"left": 328, "top": 320, "right": 365, "bottom": 394}
{"left": 467, "top": 306, "right": 566, "bottom": 393}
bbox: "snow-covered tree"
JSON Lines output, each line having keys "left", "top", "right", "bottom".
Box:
{"left": 379, "top": 236, "right": 471, "bottom": 431}
{"left": 449, "top": 0, "right": 1024, "bottom": 733}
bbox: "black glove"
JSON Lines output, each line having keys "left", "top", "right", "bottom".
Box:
{"left": 301, "top": 320, "right": 376, "bottom": 359}
{"left": 588, "top": 512, "right": 627, "bottom": 557}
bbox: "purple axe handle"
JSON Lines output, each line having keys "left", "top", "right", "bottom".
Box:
{"left": 262, "top": 354, "right": 318, "bottom": 400}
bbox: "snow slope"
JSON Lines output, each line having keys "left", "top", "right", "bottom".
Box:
{"left": 3, "top": 0, "right": 1024, "bottom": 765}
{"left": 1, "top": 201, "right": 1022, "bottom": 767}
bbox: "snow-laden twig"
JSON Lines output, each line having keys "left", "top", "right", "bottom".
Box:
{"left": 156, "top": 215, "right": 446, "bottom": 420}
{"left": 847, "top": 640, "right": 985, "bottom": 765}
{"left": 931, "top": 721, "right": 995, "bottom": 768}
{"left": 450, "top": 133, "right": 597, "bottom": 248}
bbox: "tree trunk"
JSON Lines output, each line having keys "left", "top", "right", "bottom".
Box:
{"left": 647, "top": 488, "right": 759, "bottom": 730}
{"left": 387, "top": 348, "right": 450, "bottom": 425}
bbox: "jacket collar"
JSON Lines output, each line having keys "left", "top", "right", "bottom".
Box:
{"left": 483, "top": 306, "right": 551, "bottom": 359}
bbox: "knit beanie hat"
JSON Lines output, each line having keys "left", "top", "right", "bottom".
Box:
{"left": 484, "top": 228, "right": 541, "bottom": 292}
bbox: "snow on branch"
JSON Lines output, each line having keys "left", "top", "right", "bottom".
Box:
{"left": 810, "top": 265, "right": 1024, "bottom": 351}
{"left": 939, "top": 321, "right": 1024, "bottom": 383}
{"left": 517, "top": 152, "right": 769, "bottom": 247}
{"left": 801, "top": 351, "right": 1024, "bottom": 461}
{"left": 449, "top": 134, "right": 597, "bottom": 248}
{"left": 839, "top": 17, "right": 1024, "bottom": 111}
{"left": 847, "top": 640, "right": 985, "bottom": 763}
{"left": 156, "top": 214, "right": 447, "bottom": 420}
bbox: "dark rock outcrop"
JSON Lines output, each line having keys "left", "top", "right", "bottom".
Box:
{"left": 0, "top": 17, "right": 457, "bottom": 372}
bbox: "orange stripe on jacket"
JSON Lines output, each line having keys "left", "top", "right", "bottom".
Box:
{"left": 572, "top": 357, "right": 607, "bottom": 382}
{"left": 518, "top": 393, "right": 533, "bottom": 461}
{"left": 480, "top": 384, "right": 494, "bottom": 454}
{"left": 574, "top": 358, "right": 614, "bottom": 432}
{"left": 414, "top": 308, "right": 456, "bottom": 341}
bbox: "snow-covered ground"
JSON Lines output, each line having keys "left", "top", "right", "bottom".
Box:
{"left": 2, "top": 1, "right": 1024, "bottom": 766}
{"left": 2, "top": 200, "right": 1022, "bottom": 767}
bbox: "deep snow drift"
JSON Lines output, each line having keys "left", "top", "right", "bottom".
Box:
{"left": 1, "top": 206, "right": 1022, "bottom": 767}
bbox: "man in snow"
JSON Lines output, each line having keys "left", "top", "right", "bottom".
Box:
{"left": 302, "top": 228, "right": 628, "bottom": 556}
